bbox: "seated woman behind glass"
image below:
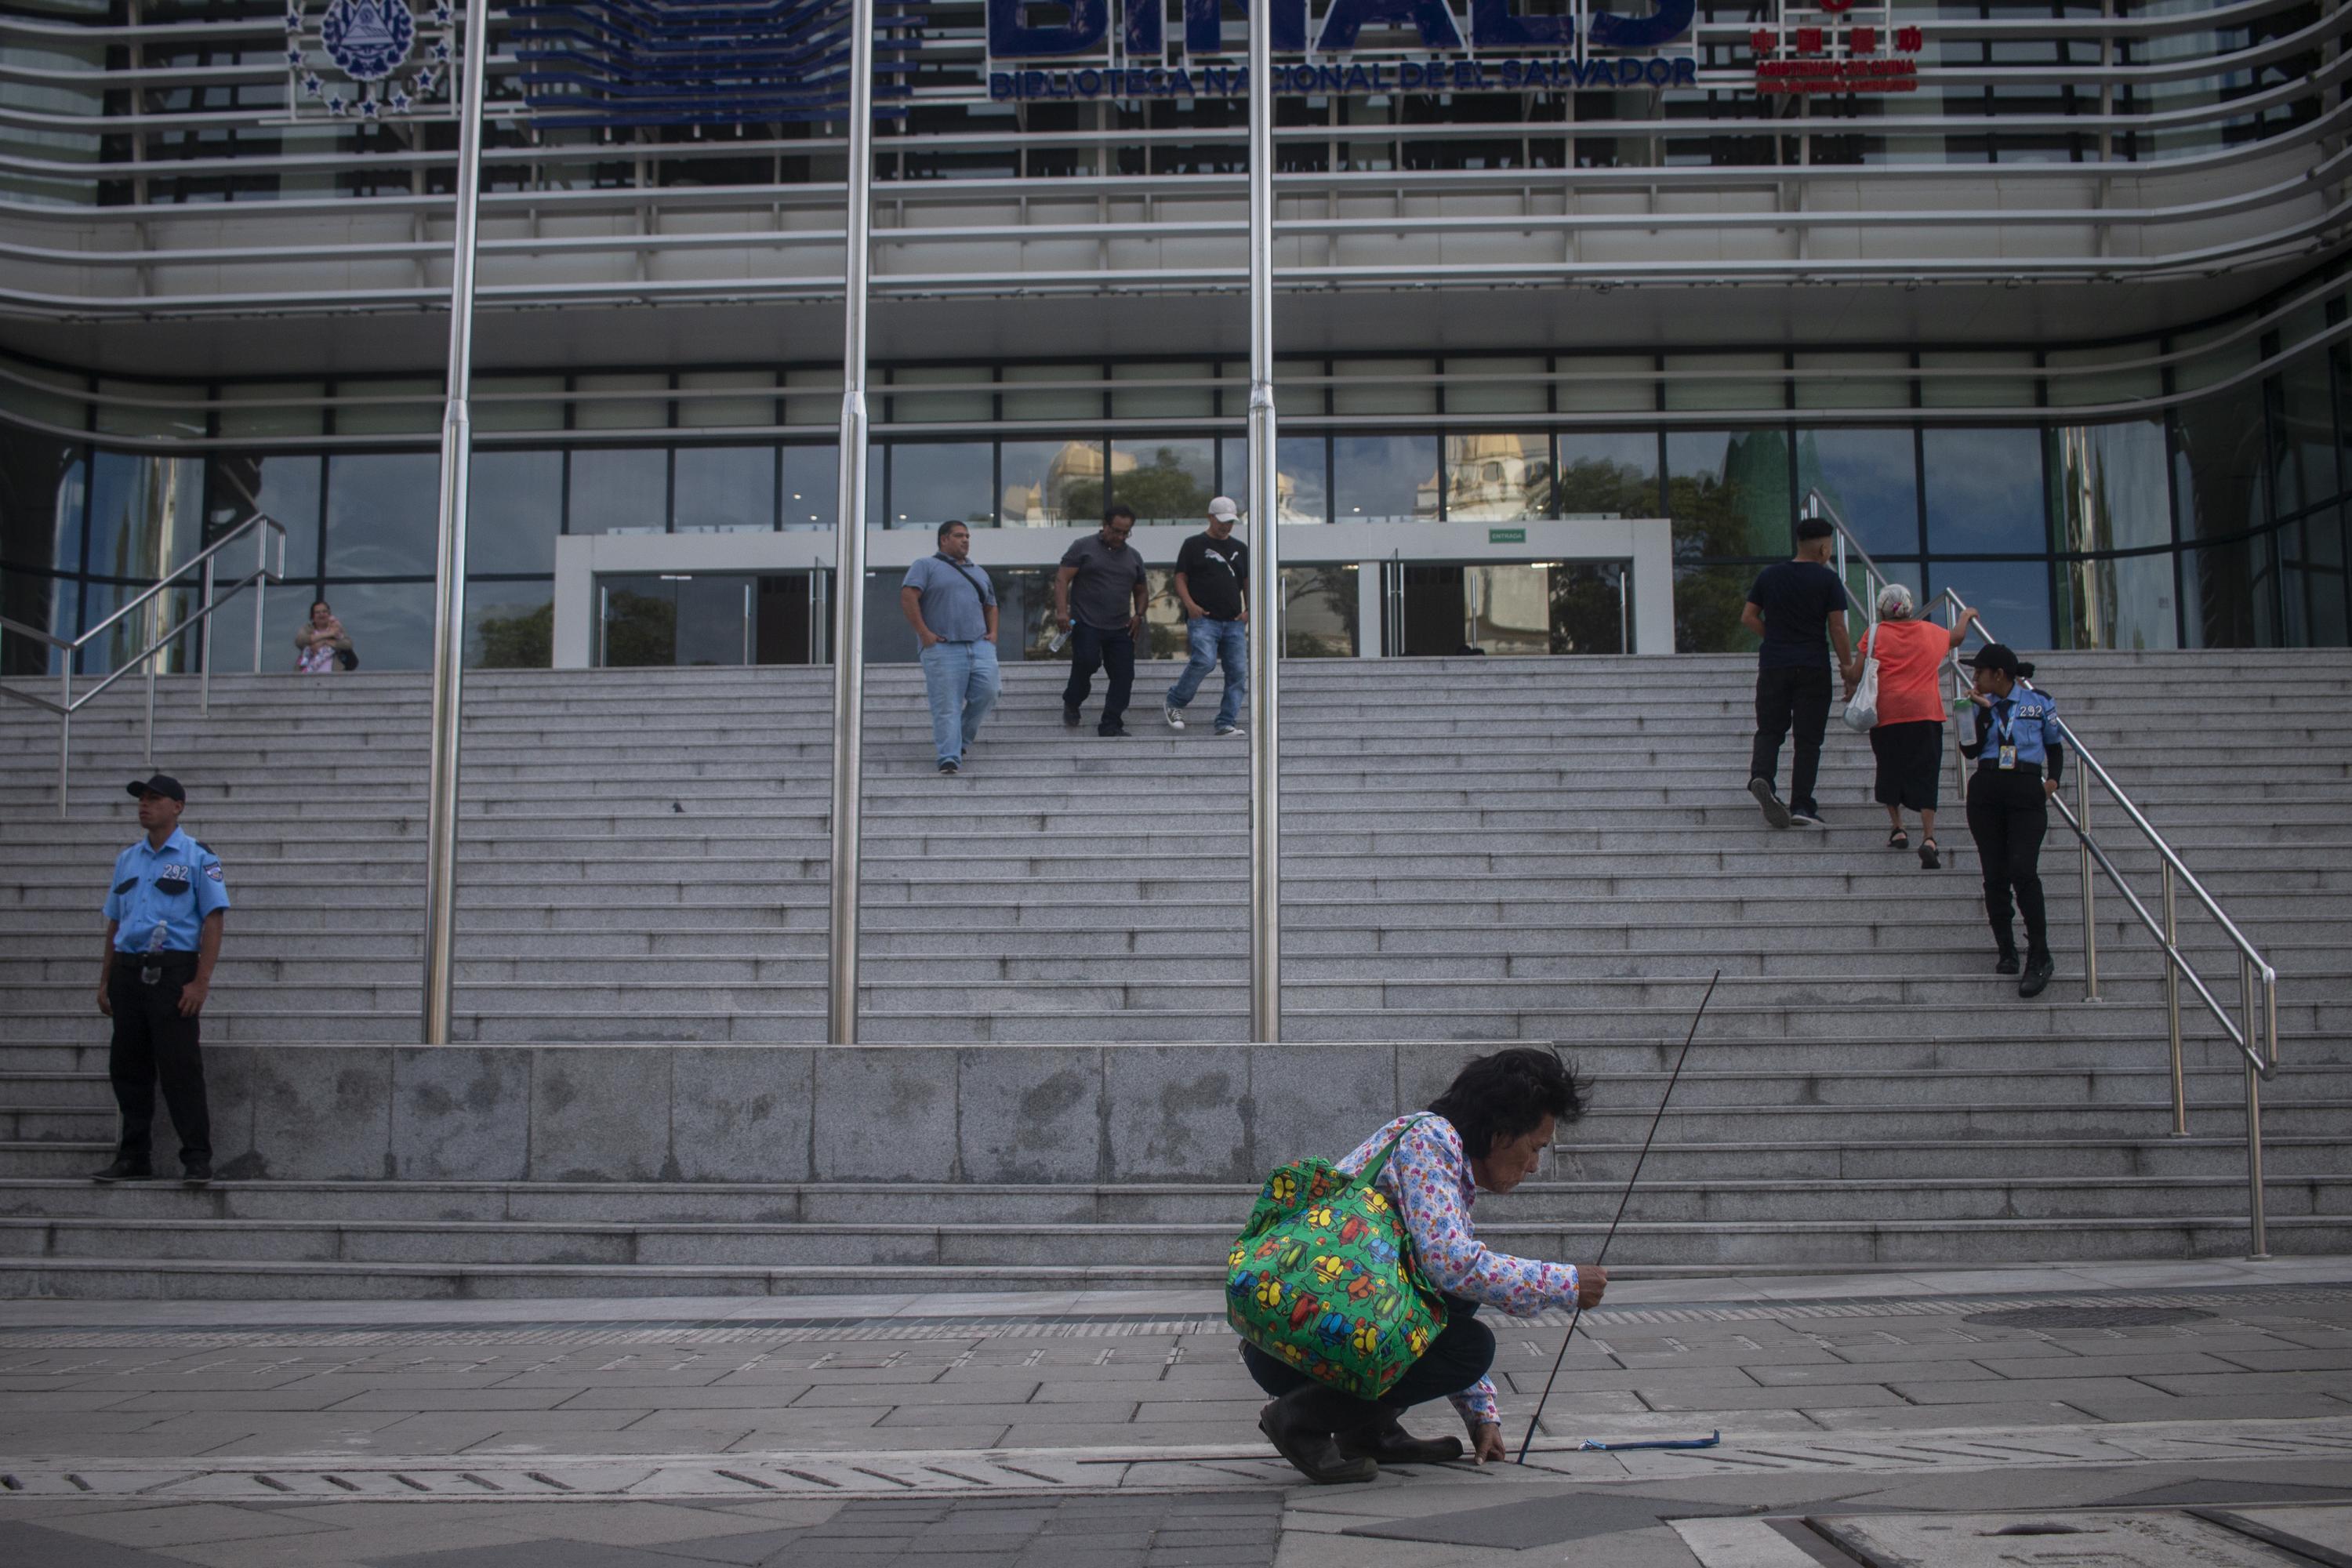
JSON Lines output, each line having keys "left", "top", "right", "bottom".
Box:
{"left": 1244, "top": 1047, "right": 1606, "bottom": 1483}
{"left": 294, "top": 600, "right": 353, "bottom": 674}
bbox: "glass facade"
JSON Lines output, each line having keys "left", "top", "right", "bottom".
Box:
{"left": 9, "top": 284, "right": 2352, "bottom": 673}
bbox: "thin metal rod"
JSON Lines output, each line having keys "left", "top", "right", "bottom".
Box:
{"left": 143, "top": 647, "right": 156, "bottom": 773}
{"left": 252, "top": 523, "right": 266, "bottom": 674}
{"left": 2242, "top": 956, "right": 2267, "bottom": 1259}
{"left": 2077, "top": 763, "right": 2098, "bottom": 1000}
{"left": 200, "top": 556, "right": 214, "bottom": 717}
{"left": 2165, "top": 863, "right": 2185, "bottom": 1136}
{"left": 828, "top": 0, "right": 877, "bottom": 1047}
{"left": 1245, "top": 0, "right": 1279, "bottom": 1044}
{"left": 420, "top": 0, "right": 492, "bottom": 1047}
{"left": 56, "top": 661, "right": 70, "bottom": 820}
{"left": 1518, "top": 971, "right": 1720, "bottom": 1464}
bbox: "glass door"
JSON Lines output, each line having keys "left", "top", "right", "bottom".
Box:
{"left": 1382, "top": 561, "right": 1628, "bottom": 656}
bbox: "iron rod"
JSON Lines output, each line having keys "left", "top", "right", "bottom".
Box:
{"left": 143, "top": 647, "right": 155, "bottom": 773}
{"left": 252, "top": 524, "right": 266, "bottom": 673}
{"left": 2242, "top": 955, "right": 2267, "bottom": 1259}
{"left": 828, "top": 0, "right": 877, "bottom": 1047}
{"left": 56, "top": 660, "right": 69, "bottom": 819}
{"left": 419, "top": 0, "right": 492, "bottom": 1047}
{"left": 2077, "top": 762, "right": 2098, "bottom": 999}
{"left": 2165, "top": 862, "right": 2185, "bottom": 1135}
{"left": 1246, "top": 0, "right": 1280, "bottom": 1043}
{"left": 200, "top": 556, "right": 213, "bottom": 717}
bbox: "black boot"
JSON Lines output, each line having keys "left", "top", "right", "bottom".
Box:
{"left": 1994, "top": 948, "right": 2020, "bottom": 976}
{"left": 1258, "top": 1386, "right": 1380, "bottom": 1484}
{"left": 1338, "top": 1407, "right": 1465, "bottom": 1465}
{"left": 2019, "top": 951, "right": 2055, "bottom": 999}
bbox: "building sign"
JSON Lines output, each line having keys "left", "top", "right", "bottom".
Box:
{"left": 283, "top": 0, "right": 458, "bottom": 120}
{"left": 986, "top": 0, "right": 1697, "bottom": 100}
{"left": 1748, "top": 0, "right": 1923, "bottom": 95}
{"left": 1489, "top": 527, "right": 1527, "bottom": 543}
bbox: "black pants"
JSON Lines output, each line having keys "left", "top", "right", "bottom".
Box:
{"left": 1062, "top": 622, "right": 1136, "bottom": 733}
{"left": 1750, "top": 665, "right": 1831, "bottom": 815}
{"left": 1240, "top": 1298, "right": 1495, "bottom": 1416}
{"left": 107, "top": 953, "right": 211, "bottom": 1167}
{"left": 1966, "top": 767, "right": 2050, "bottom": 957}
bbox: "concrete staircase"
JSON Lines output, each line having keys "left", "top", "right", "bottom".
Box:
{"left": 2, "top": 651, "right": 2347, "bottom": 1298}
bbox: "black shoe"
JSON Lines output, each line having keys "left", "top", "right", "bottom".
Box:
{"left": 2019, "top": 953, "right": 2055, "bottom": 1000}
{"left": 938, "top": 760, "right": 959, "bottom": 776}
{"left": 1098, "top": 724, "right": 1129, "bottom": 738}
{"left": 1918, "top": 839, "right": 1940, "bottom": 871}
{"left": 181, "top": 1162, "right": 213, "bottom": 1187}
{"left": 1994, "top": 951, "right": 2020, "bottom": 976}
{"left": 90, "top": 1159, "right": 151, "bottom": 1184}
{"left": 1788, "top": 808, "right": 1825, "bottom": 829}
{"left": 1338, "top": 1410, "right": 1465, "bottom": 1466}
{"left": 1748, "top": 777, "right": 1791, "bottom": 829}
{"left": 1062, "top": 706, "right": 1083, "bottom": 729}
{"left": 1258, "top": 1390, "right": 1378, "bottom": 1485}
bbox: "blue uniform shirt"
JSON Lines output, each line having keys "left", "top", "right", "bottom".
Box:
{"left": 103, "top": 828, "right": 229, "bottom": 953}
{"left": 1962, "top": 688, "right": 2065, "bottom": 780}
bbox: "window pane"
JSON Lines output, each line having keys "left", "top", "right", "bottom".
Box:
{"left": 325, "top": 452, "right": 437, "bottom": 576}
{"left": 2182, "top": 533, "right": 2278, "bottom": 648}
{"left": 1667, "top": 430, "right": 1790, "bottom": 560}
{"left": 2174, "top": 389, "right": 2268, "bottom": 543}
{"left": 1443, "top": 434, "right": 1552, "bottom": 522}
{"left": 2, "top": 437, "right": 83, "bottom": 583}
{"left": 1671, "top": 562, "right": 1762, "bottom": 654}
{"left": 1110, "top": 438, "right": 1216, "bottom": 528}
{"left": 888, "top": 441, "right": 993, "bottom": 528}
{"left": 673, "top": 445, "right": 776, "bottom": 534}
{"left": 568, "top": 448, "right": 670, "bottom": 536}
{"left": 466, "top": 580, "right": 553, "bottom": 668}
{"left": 1282, "top": 564, "right": 1359, "bottom": 656}
{"left": 466, "top": 450, "right": 562, "bottom": 573}
{"left": 1331, "top": 434, "right": 1439, "bottom": 523}
{"left": 1218, "top": 437, "right": 1330, "bottom": 524}
{"left": 2276, "top": 337, "right": 2339, "bottom": 513}
{"left": 207, "top": 453, "right": 321, "bottom": 579}
{"left": 1923, "top": 429, "right": 2044, "bottom": 554}
{"left": 1556, "top": 434, "right": 1659, "bottom": 518}
{"left": 597, "top": 575, "right": 676, "bottom": 666}
{"left": 782, "top": 444, "right": 839, "bottom": 532}
{"left": 1796, "top": 428, "right": 1918, "bottom": 557}
{"left": 1927, "top": 560, "right": 2053, "bottom": 649}
{"left": 319, "top": 580, "right": 437, "bottom": 670}
{"left": 85, "top": 452, "right": 203, "bottom": 581}
{"left": 1002, "top": 440, "right": 1102, "bottom": 528}
{"left": 2049, "top": 422, "right": 2172, "bottom": 554}
{"left": 2059, "top": 552, "right": 2179, "bottom": 652}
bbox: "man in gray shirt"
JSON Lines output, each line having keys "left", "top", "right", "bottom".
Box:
{"left": 901, "top": 521, "right": 1000, "bottom": 776}
{"left": 1054, "top": 504, "right": 1150, "bottom": 737}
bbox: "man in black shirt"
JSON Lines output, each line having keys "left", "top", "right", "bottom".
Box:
{"left": 1162, "top": 495, "right": 1250, "bottom": 736}
{"left": 1056, "top": 504, "right": 1152, "bottom": 737}
{"left": 1740, "top": 517, "right": 1858, "bottom": 828}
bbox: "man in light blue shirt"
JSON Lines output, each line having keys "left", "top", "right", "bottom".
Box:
{"left": 93, "top": 774, "right": 229, "bottom": 1185}
{"left": 900, "top": 521, "right": 1001, "bottom": 776}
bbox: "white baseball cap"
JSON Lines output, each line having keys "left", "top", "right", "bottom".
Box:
{"left": 1207, "top": 495, "right": 1240, "bottom": 521}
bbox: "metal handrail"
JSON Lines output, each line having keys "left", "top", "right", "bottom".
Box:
{"left": 1801, "top": 489, "right": 2280, "bottom": 1258}
{"left": 0, "top": 514, "right": 286, "bottom": 818}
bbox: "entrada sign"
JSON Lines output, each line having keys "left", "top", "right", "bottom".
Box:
{"left": 986, "top": 0, "right": 1699, "bottom": 100}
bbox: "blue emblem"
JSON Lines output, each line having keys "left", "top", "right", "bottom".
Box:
{"left": 321, "top": 0, "right": 415, "bottom": 82}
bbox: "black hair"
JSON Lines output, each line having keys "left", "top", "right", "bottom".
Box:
{"left": 310, "top": 599, "right": 332, "bottom": 613}
{"left": 1105, "top": 503, "right": 1137, "bottom": 523}
{"left": 1427, "top": 1047, "right": 1586, "bottom": 1158}
{"left": 937, "top": 520, "right": 968, "bottom": 542}
{"left": 1795, "top": 517, "right": 1835, "bottom": 543}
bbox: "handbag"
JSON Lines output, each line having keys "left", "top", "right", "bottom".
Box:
{"left": 1843, "top": 648, "right": 1879, "bottom": 731}
{"left": 1225, "top": 1116, "right": 1449, "bottom": 1400}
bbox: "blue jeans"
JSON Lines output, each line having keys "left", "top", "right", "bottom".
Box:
{"left": 1166, "top": 616, "right": 1247, "bottom": 730}
{"left": 920, "top": 638, "right": 1000, "bottom": 765}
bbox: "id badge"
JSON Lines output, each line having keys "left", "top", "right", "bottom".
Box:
{"left": 1998, "top": 743, "right": 2017, "bottom": 771}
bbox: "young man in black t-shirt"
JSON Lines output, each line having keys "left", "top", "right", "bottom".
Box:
{"left": 1162, "top": 496, "right": 1250, "bottom": 735}
{"left": 1740, "top": 517, "right": 1858, "bottom": 828}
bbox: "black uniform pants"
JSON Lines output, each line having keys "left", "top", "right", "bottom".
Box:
{"left": 1062, "top": 622, "right": 1136, "bottom": 733}
{"left": 1965, "top": 768, "right": 2050, "bottom": 957}
{"left": 1240, "top": 1298, "right": 1495, "bottom": 1416}
{"left": 1750, "top": 665, "right": 1832, "bottom": 813}
{"left": 107, "top": 953, "right": 211, "bottom": 1167}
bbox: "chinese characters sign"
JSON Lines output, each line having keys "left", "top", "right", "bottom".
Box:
{"left": 1751, "top": 0, "right": 1922, "bottom": 96}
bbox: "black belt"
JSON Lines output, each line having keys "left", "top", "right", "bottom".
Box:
{"left": 117, "top": 951, "right": 197, "bottom": 984}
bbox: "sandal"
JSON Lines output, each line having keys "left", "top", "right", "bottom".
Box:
{"left": 1919, "top": 838, "right": 1941, "bottom": 870}
{"left": 1886, "top": 829, "right": 1908, "bottom": 850}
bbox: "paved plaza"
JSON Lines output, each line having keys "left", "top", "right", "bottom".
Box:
{"left": 0, "top": 1258, "right": 2347, "bottom": 1566}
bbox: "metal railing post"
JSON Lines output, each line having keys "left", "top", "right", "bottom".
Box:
{"left": 200, "top": 556, "right": 214, "bottom": 716}
{"left": 2077, "top": 763, "right": 2098, "bottom": 1000}
{"left": 2164, "top": 862, "right": 2185, "bottom": 1135}
{"left": 143, "top": 650, "right": 156, "bottom": 773}
{"left": 56, "top": 662, "right": 71, "bottom": 820}
{"left": 2241, "top": 954, "right": 2268, "bottom": 1259}
{"left": 252, "top": 524, "right": 267, "bottom": 674}
{"left": 1246, "top": 0, "right": 1282, "bottom": 1044}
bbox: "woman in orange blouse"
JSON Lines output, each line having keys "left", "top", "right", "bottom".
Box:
{"left": 1858, "top": 584, "right": 1976, "bottom": 868}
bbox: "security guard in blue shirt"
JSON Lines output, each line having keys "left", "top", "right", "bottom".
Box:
{"left": 1958, "top": 645, "right": 2064, "bottom": 999}
{"left": 92, "top": 775, "right": 229, "bottom": 1185}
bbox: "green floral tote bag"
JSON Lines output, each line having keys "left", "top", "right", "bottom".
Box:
{"left": 1224, "top": 1117, "right": 1449, "bottom": 1400}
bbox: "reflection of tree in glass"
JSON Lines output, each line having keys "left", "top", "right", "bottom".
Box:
{"left": 1285, "top": 564, "right": 1358, "bottom": 656}
{"left": 1548, "top": 564, "right": 1624, "bottom": 655}
{"left": 1556, "top": 456, "right": 1657, "bottom": 518}
{"left": 474, "top": 601, "right": 552, "bottom": 668}
{"left": 601, "top": 590, "right": 676, "bottom": 667}
{"left": 1095, "top": 445, "right": 1216, "bottom": 524}
{"left": 1670, "top": 467, "right": 1766, "bottom": 655}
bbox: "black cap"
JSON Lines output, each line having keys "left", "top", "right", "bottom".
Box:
{"left": 126, "top": 774, "right": 184, "bottom": 804}
{"left": 1965, "top": 644, "right": 2035, "bottom": 680}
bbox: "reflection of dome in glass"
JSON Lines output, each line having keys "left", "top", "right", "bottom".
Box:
{"left": 1002, "top": 440, "right": 1110, "bottom": 524}
{"left": 1436, "top": 434, "right": 1549, "bottom": 521}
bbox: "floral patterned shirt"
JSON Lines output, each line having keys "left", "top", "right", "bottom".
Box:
{"left": 1338, "top": 1112, "right": 1580, "bottom": 1432}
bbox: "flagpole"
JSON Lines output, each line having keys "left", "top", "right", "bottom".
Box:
{"left": 421, "top": 0, "right": 492, "bottom": 1046}
{"left": 1245, "top": 0, "right": 1281, "bottom": 1043}
{"left": 827, "top": 0, "right": 877, "bottom": 1045}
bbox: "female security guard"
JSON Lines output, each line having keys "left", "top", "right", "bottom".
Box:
{"left": 1959, "top": 644, "right": 2063, "bottom": 999}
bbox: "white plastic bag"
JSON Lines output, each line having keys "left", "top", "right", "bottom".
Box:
{"left": 1843, "top": 655, "right": 1879, "bottom": 731}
